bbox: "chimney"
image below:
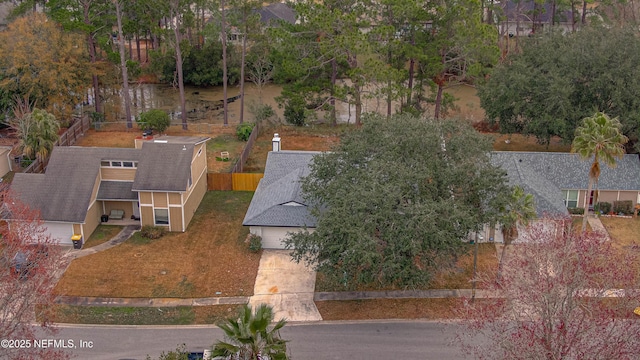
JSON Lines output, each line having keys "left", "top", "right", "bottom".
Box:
{"left": 272, "top": 133, "right": 281, "bottom": 152}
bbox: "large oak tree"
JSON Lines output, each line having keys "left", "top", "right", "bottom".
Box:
{"left": 286, "top": 113, "right": 509, "bottom": 289}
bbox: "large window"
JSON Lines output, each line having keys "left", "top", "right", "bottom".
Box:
{"left": 101, "top": 160, "right": 137, "bottom": 168}
{"left": 154, "top": 209, "right": 169, "bottom": 225}
{"left": 562, "top": 190, "right": 579, "bottom": 208}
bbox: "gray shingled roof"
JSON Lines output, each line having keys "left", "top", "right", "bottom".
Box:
{"left": 243, "top": 151, "right": 320, "bottom": 227}
{"left": 97, "top": 181, "right": 137, "bottom": 200}
{"left": 492, "top": 151, "right": 640, "bottom": 190}
{"left": 132, "top": 142, "right": 194, "bottom": 192}
{"left": 11, "top": 137, "right": 209, "bottom": 223}
{"left": 12, "top": 147, "right": 140, "bottom": 223}
{"left": 491, "top": 151, "right": 640, "bottom": 215}
{"left": 256, "top": 3, "right": 296, "bottom": 25}
{"left": 491, "top": 152, "right": 569, "bottom": 216}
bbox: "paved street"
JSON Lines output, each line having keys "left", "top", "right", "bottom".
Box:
{"left": 44, "top": 320, "right": 467, "bottom": 360}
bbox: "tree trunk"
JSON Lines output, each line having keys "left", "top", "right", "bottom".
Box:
{"left": 128, "top": 36, "right": 132, "bottom": 60}
{"left": 581, "top": 0, "right": 587, "bottom": 24}
{"left": 330, "top": 58, "right": 337, "bottom": 125}
{"left": 172, "top": 11, "right": 188, "bottom": 130}
{"left": 434, "top": 82, "right": 444, "bottom": 120}
{"left": 354, "top": 80, "right": 362, "bottom": 126}
{"left": 221, "top": 0, "right": 229, "bottom": 126}
{"left": 406, "top": 32, "right": 416, "bottom": 109}
{"left": 136, "top": 33, "right": 141, "bottom": 62}
{"left": 115, "top": 0, "right": 132, "bottom": 129}
{"left": 239, "top": 31, "right": 247, "bottom": 124}
{"left": 84, "top": 3, "right": 101, "bottom": 114}
{"left": 582, "top": 175, "right": 594, "bottom": 232}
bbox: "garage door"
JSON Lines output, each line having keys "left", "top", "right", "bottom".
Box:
{"left": 42, "top": 222, "right": 74, "bottom": 245}
{"left": 259, "top": 227, "right": 315, "bottom": 249}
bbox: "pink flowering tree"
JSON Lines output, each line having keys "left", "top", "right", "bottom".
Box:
{"left": 456, "top": 216, "right": 640, "bottom": 359}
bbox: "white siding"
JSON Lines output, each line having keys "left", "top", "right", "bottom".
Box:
{"left": 43, "top": 222, "right": 74, "bottom": 245}
{"left": 250, "top": 226, "right": 315, "bottom": 249}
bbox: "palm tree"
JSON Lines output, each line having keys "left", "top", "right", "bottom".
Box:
{"left": 571, "top": 112, "right": 628, "bottom": 232}
{"left": 20, "top": 108, "right": 60, "bottom": 163}
{"left": 496, "top": 185, "right": 536, "bottom": 282}
{"left": 212, "top": 304, "right": 289, "bottom": 360}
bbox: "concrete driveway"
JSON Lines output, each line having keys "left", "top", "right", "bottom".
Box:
{"left": 249, "top": 250, "right": 322, "bottom": 322}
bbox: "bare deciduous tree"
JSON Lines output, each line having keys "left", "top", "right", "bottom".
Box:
{"left": 0, "top": 191, "right": 70, "bottom": 359}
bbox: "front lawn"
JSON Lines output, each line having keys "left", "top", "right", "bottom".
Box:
{"left": 54, "top": 191, "right": 259, "bottom": 298}
{"left": 315, "top": 242, "right": 498, "bottom": 292}
{"left": 600, "top": 216, "right": 640, "bottom": 252}
{"left": 82, "top": 225, "right": 123, "bottom": 248}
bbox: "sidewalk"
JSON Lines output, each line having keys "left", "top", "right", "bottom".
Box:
{"left": 65, "top": 225, "right": 140, "bottom": 260}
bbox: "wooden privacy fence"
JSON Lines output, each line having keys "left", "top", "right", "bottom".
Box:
{"left": 231, "top": 122, "right": 260, "bottom": 174}
{"left": 208, "top": 173, "right": 264, "bottom": 191}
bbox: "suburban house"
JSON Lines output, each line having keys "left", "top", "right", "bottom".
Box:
{"left": 491, "top": 151, "right": 640, "bottom": 214}
{"left": 245, "top": 147, "right": 640, "bottom": 248}
{"left": 10, "top": 136, "right": 209, "bottom": 246}
{"left": 497, "top": 0, "right": 578, "bottom": 37}
{"left": 242, "top": 149, "right": 319, "bottom": 249}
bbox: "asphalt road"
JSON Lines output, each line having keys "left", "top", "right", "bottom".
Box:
{"left": 38, "top": 320, "right": 467, "bottom": 360}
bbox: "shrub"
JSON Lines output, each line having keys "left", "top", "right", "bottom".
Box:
{"left": 567, "top": 207, "right": 584, "bottom": 215}
{"left": 140, "top": 225, "right": 166, "bottom": 240}
{"left": 595, "top": 202, "right": 611, "bottom": 214}
{"left": 250, "top": 103, "right": 276, "bottom": 123}
{"left": 137, "top": 109, "right": 170, "bottom": 133}
{"left": 247, "top": 234, "right": 262, "bottom": 253}
{"left": 236, "top": 123, "right": 255, "bottom": 141}
{"left": 613, "top": 200, "right": 633, "bottom": 215}
{"left": 283, "top": 97, "right": 306, "bottom": 126}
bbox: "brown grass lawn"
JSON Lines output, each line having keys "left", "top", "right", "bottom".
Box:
{"left": 54, "top": 191, "right": 260, "bottom": 298}
{"left": 244, "top": 124, "right": 344, "bottom": 173}
{"left": 600, "top": 216, "right": 640, "bottom": 252}
{"left": 315, "top": 243, "right": 498, "bottom": 292}
{"left": 82, "top": 225, "right": 123, "bottom": 248}
{"left": 317, "top": 298, "right": 464, "bottom": 321}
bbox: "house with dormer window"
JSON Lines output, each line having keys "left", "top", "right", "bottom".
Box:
{"left": 10, "top": 136, "right": 209, "bottom": 247}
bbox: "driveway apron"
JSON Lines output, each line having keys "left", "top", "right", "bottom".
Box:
{"left": 249, "top": 250, "right": 322, "bottom": 322}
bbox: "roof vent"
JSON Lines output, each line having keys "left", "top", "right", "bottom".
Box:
{"left": 183, "top": 145, "right": 187, "bottom": 151}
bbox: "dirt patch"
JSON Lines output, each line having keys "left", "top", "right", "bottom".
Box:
{"left": 491, "top": 133, "right": 571, "bottom": 152}
{"left": 244, "top": 125, "right": 343, "bottom": 173}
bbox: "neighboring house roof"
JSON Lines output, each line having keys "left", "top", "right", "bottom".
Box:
{"left": 492, "top": 151, "right": 640, "bottom": 190}
{"left": 491, "top": 151, "right": 640, "bottom": 215}
{"left": 12, "top": 147, "right": 139, "bottom": 223}
{"left": 243, "top": 151, "right": 320, "bottom": 228}
{"left": 491, "top": 152, "right": 569, "bottom": 216}
{"left": 131, "top": 142, "right": 194, "bottom": 192}
{"left": 257, "top": 3, "right": 296, "bottom": 25}
{"left": 11, "top": 136, "right": 210, "bottom": 223}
